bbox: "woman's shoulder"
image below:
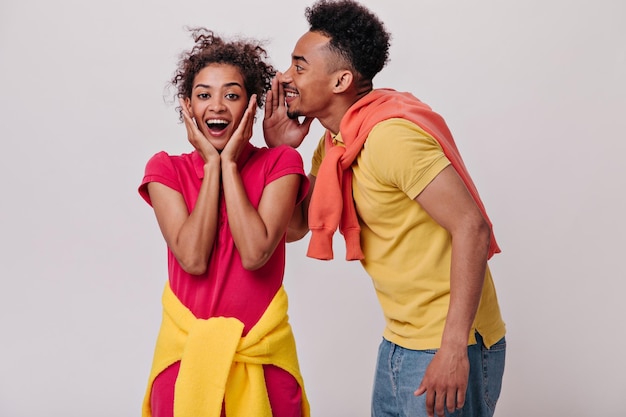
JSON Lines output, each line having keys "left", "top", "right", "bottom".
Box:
{"left": 258, "top": 144, "right": 303, "bottom": 163}
{"left": 145, "top": 150, "right": 197, "bottom": 169}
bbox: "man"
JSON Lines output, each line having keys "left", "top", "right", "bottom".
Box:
{"left": 263, "top": 1, "right": 506, "bottom": 416}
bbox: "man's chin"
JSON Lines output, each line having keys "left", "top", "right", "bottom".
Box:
{"left": 287, "top": 110, "right": 301, "bottom": 120}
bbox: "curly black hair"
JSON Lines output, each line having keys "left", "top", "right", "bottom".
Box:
{"left": 305, "top": 0, "right": 391, "bottom": 81}
{"left": 171, "top": 28, "right": 276, "bottom": 120}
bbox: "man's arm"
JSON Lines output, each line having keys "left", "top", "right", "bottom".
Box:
{"left": 286, "top": 174, "right": 316, "bottom": 242}
{"left": 413, "top": 165, "right": 491, "bottom": 417}
{"left": 263, "top": 74, "right": 317, "bottom": 242}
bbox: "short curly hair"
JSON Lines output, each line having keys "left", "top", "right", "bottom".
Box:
{"left": 305, "top": 0, "right": 391, "bottom": 81}
{"left": 171, "top": 28, "right": 276, "bottom": 119}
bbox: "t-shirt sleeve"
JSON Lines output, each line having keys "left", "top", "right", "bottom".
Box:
{"left": 138, "top": 151, "right": 180, "bottom": 206}
{"left": 309, "top": 135, "right": 326, "bottom": 177}
{"left": 266, "top": 145, "right": 310, "bottom": 204}
{"left": 364, "top": 118, "right": 451, "bottom": 200}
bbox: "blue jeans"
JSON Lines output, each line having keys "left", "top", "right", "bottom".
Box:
{"left": 371, "top": 333, "right": 506, "bottom": 417}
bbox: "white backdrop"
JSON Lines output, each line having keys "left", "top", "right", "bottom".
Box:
{"left": 1, "top": 0, "right": 625, "bottom": 416}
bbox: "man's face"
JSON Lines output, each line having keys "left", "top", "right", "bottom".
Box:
{"left": 280, "top": 31, "right": 338, "bottom": 120}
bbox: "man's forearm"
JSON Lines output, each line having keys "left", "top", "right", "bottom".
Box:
{"left": 286, "top": 174, "right": 315, "bottom": 242}
{"left": 286, "top": 205, "right": 309, "bottom": 242}
{"left": 441, "top": 220, "right": 491, "bottom": 347}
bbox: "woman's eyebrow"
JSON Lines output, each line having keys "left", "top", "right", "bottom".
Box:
{"left": 194, "top": 81, "right": 243, "bottom": 90}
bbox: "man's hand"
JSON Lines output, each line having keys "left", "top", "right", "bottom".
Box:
{"left": 263, "top": 73, "right": 313, "bottom": 148}
{"left": 414, "top": 345, "right": 469, "bottom": 417}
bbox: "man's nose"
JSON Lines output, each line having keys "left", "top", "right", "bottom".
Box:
{"left": 279, "top": 68, "right": 293, "bottom": 83}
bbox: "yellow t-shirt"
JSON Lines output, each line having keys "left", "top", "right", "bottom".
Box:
{"left": 311, "top": 118, "right": 505, "bottom": 350}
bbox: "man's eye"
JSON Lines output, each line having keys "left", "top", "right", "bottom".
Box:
{"left": 295, "top": 65, "right": 303, "bottom": 72}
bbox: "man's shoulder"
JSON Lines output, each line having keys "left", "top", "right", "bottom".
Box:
{"left": 365, "top": 118, "right": 437, "bottom": 152}
{"left": 370, "top": 118, "right": 432, "bottom": 136}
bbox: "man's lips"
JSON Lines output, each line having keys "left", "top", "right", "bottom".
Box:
{"left": 284, "top": 90, "right": 299, "bottom": 105}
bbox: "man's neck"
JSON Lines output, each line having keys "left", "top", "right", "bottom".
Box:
{"left": 319, "top": 88, "right": 373, "bottom": 135}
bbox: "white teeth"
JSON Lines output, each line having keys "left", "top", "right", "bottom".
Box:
{"left": 206, "top": 119, "right": 228, "bottom": 125}
{"left": 286, "top": 92, "right": 298, "bottom": 98}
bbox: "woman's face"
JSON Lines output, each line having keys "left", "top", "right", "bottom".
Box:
{"left": 184, "top": 63, "right": 248, "bottom": 151}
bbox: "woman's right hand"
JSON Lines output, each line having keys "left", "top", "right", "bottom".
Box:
{"left": 180, "top": 98, "right": 220, "bottom": 164}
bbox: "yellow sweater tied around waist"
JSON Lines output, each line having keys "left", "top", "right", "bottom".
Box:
{"left": 142, "top": 283, "right": 310, "bottom": 417}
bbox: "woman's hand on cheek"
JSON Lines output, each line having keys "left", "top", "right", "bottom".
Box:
{"left": 179, "top": 98, "right": 219, "bottom": 163}
{"left": 221, "top": 95, "right": 257, "bottom": 165}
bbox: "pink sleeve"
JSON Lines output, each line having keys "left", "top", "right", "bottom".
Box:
{"left": 138, "top": 151, "right": 180, "bottom": 206}
{"left": 266, "top": 145, "right": 310, "bottom": 204}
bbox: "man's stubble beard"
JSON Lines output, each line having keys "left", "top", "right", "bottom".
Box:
{"left": 287, "top": 109, "right": 301, "bottom": 120}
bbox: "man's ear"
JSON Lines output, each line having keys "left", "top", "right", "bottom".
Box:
{"left": 333, "top": 70, "right": 354, "bottom": 93}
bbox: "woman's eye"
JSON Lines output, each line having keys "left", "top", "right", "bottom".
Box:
{"left": 226, "top": 93, "right": 240, "bottom": 100}
{"left": 197, "top": 93, "right": 209, "bottom": 99}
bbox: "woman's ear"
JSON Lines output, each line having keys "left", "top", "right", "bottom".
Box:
{"left": 333, "top": 70, "right": 354, "bottom": 93}
{"left": 183, "top": 97, "right": 192, "bottom": 114}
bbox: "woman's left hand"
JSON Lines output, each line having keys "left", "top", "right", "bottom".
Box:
{"left": 221, "top": 94, "right": 257, "bottom": 164}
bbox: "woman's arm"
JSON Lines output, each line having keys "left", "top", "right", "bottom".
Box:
{"left": 146, "top": 160, "right": 220, "bottom": 275}
{"left": 221, "top": 94, "right": 302, "bottom": 269}
{"left": 145, "top": 99, "right": 222, "bottom": 275}
{"left": 222, "top": 167, "right": 301, "bottom": 270}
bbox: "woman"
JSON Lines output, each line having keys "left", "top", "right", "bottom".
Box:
{"left": 138, "top": 28, "right": 310, "bottom": 417}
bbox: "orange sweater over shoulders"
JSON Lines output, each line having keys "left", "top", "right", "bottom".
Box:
{"left": 307, "top": 89, "right": 500, "bottom": 261}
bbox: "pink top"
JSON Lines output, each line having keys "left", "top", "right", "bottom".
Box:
{"left": 139, "top": 143, "right": 308, "bottom": 417}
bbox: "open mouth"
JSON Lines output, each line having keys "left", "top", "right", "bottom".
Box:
{"left": 206, "top": 119, "right": 229, "bottom": 133}
{"left": 284, "top": 90, "right": 299, "bottom": 107}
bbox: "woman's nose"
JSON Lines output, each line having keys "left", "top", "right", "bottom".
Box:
{"left": 209, "top": 97, "right": 226, "bottom": 112}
